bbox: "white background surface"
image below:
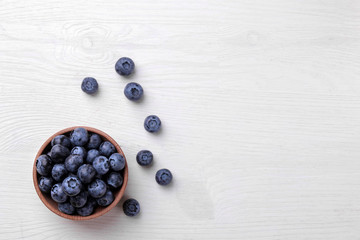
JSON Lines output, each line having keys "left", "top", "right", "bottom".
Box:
{"left": 1, "top": 0, "right": 360, "bottom": 239}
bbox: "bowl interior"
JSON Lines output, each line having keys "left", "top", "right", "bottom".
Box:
{"left": 33, "top": 126, "right": 128, "bottom": 220}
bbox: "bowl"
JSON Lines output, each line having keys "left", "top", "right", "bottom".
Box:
{"left": 33, "top": 126, "right": 128, "bottom": 220}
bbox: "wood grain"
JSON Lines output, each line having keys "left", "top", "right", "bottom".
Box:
{"left": 1, "top": 0, "right": 360, "bottom": 239}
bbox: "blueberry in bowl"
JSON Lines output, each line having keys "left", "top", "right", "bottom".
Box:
{"left": 33, "top": 126, "right": 128, "bottom": 220}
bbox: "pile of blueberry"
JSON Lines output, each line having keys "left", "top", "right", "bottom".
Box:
{"left": 36, "top": 127, "right": 125, "bottom": 216}
{"left": 37, "top": 57, "right": 173, "bottom": 218}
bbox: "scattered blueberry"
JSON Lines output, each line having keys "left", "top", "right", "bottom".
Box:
{"left": 86, "top": 149, "right": 100, "bottom": 164}
{"left": 76, "top": 200, "right": 95, "bottom": 216}
{"left": 50, "top": 144, "right": 70, "bottom": 163}
{"left": 99, "top": 141, "right": 116, "bottom": 157}
{"left": 107, "top": 172, "right": 123, "bottom": 188}
{"left": 39, "top": 176, "right": 53, "bottom": 193}
{"left": 70, "top": 191, "right": 88, "bottom": 208}
{"left": 58, "top": 202, "right": 75, "bottom": 215}
{"left": 77, "top": 164, "right": 96, "bottom": 184}
{"left": 115, "top": 57, "right": 135, "bottom": 76}
{"left": 51, "top": 163, "right": 68, "bottom": 182}
{"left": 81, "top": 77, "right": 98, "bottom": 94}
{"left": 136, "top": 150, "right": 153, "bottom": 166}
{"left": 86, "top": 133, "right": 102, "bottom": 149}
{"left": 62, "top": 176, "right": 82, "bottom": 196}
{"left": 36, "top": 155, "right": 52, "bottom": 176}
{"left": 51, "top": 135, "right": 72, "bottom": 149}
{"left": 123, "top": 198, "right": 140, "bottom": 217}
{"left": 88, "top": 179, "right": 107, "bottom": 198}
{"left": 71, "top": 146, "right": 87, "bottom": 159}
{"left": 155, "top": 168, "right": 173, "bottom": 186}
{"left": 124, "top": 82, "right": 143, "bottom": 101}
{"left": 109, "top": 153, "right": 125, "bottom": 171}
{"left": 144, "top": 115, "right": 161, "bottom": 133}
{"left": 92, "top": 156, "right": 110, "bottom": 175}
{"left": 51, "top": 183, "right": 68, "bottom": 203}
{"left": 70, "top": 128, "right": 89, "bottom": 147}
{"left": 96, "top": 190, "right": 114, "bottom": 207}
{"left": 65, "top": 154, "right": 84, "bottom": 173}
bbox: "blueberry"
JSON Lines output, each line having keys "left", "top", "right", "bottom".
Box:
{"left": 71, "top": 146, "right": 87, "bottom": 159}
{"left": 50, "top": 144, "right": 70, "bottom": 163}
{"left": 77, "top": 164, "right": 96, "bottom": 184}
{"left": 144, "top": 115, "right": 161, "bottom": 133}
{"left": 36, "top": 155, "right": 52, "bottom": 176}
{"left": 96, "top": 190, "right": 114, "bottom": 207}
{"left": 86, "top": 133, "right": 102, "bottom": 149}
{"left": 38, "top": 176, "right": 53, "bottom": 193}
{"left": 92, "top": 156, "right": 110, "bottom": 175}
{"left": 87, "top": 196, "right": 98, "bottom": 208}
{"left": 123, "top": 198, "right": 140, "bottom": 217}
{"left": 70, "top": 128, "right": 89, "bottom": 147}
{"left": 155, "top": 169, "right": 173, "bottom": 186}
{"left": 115, "top": 57, "right": 135, "bottom": 76}
{"left": 51, "top": 164, "right": 68, "bottom": 182}
{"left": 99, "top": 141, "right": 116, "bottom": 157}
{"left": 65, "top": 154, "right": 84, "bottom": 173}
{"left": 107, "top": 172, "right": 123, "bottom": 188}
{"left": 69, "top": 191, "right": 88, "bottom": 208}
{"left": 51, "top": 135, "right": 72, "bottom": 148}
{"left": 81, "top": 77, "right": 98, "bottom": 94}
{"left": 86, "top": 149, "right": 100, "bottom": 164}
{"left": 109, "top": 153, "right": 125, "bottom": 171}
{"left": 124, "top": 82, "right": 143, "bottom": 101}
{"left": 136, "top": 150, "right": 153, "bottom": 166}
{"left": 51, "top": 183, "right": 68, "bottom": 203}
{"left": 76, "top": 200, "right": 95, "bottom": 216}
{"left": 62, "top": 176, "right": 82, "bottom": 196}
{"left": 88, "top": 179, "right": 107, "bottom": 198}
{"left": 58, "top": 202, "right": 75, "bottom": 215}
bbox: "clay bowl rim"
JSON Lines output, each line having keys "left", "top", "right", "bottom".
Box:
{"left": 33, "top": 126, "right": 128, "bottom": 221}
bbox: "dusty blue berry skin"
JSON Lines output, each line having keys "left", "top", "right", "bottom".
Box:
{"left": 107, "top": 172, "right": 123, "bottom": 188}
{"left": 99, "top": 141, "right": 116, "bottom": 157}
{"left": 115, "top": 57, "right": 135, "bottom": 76}
{"left": 144, "top": 115, "right": 161, "bottom": 133}
{"left": 58, "top": 202, "right": 75, "bottom": 215}
{"left": 51, "top": 164, "right": 68, "bottom": 182}
{"left": 86, "top": 134, "right": 102, "bottom": 149}
{"left": 50, "top": 144, "right": 70, "bottom": 163}
{"left": 136, "top": 150, "right": 153, "bottom": 166}
{"left": 109, "top": 153, "right": 125, "bottom": 171}
{"left": 70, "top": 191, "right": 88, "bottom": 208}
{"left": 96, "top": 190, "right": 114, "bottom": 207}
{"left": 86, "top": 149, "right": 100, "bottom": 164}
{"left": 71, "top": 146, "right": 87, "bottom": 159}
{"left": 81, "top": 77, "right": 98, "bottom": 94}
{"left": 88, "top": 179, "right": 107, "bottom": 198}
{"left": 123, "top": 198, "right": 140, "bottom": 217}
{"left": 77, "top": 164, "right": 96, "bottom": 184}
{"left": 51, "top": 183, "right": 68, "bottom": 203}
{"left": 39, "top": 176, "right": 53, "bottom": 193}
{"left": 124, "top": 82, "right": 143, "bottom": 101}
{"left": 62, "top": 176, "right": 82, "bottom": 197}
{"left": 70, "top": 128, "right": 89, "bottom": 147}
{"left": 155, "top": 169, "right": 173, "bottom": 186}
{"left": 36, "top": 155, "right": 53, "bottom": 176}
{"left": 76, "top": 200, "right": 95, "bottom": 216}
{"left": 92, "top": 156, "right": 110, "bottom": 175}
{"left": 65, "top": 154, "right": 84, "bottom": 173}
{"left": 51, "top": 135, "right": 72, "bottom": 149}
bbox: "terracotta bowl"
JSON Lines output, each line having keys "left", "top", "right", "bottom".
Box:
{"left": 33, "top": 126, "right": 128, "bottom": 220}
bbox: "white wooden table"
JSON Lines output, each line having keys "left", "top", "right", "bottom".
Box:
{"left": 1, "top": 0, "right": 360, "bottom": 239}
